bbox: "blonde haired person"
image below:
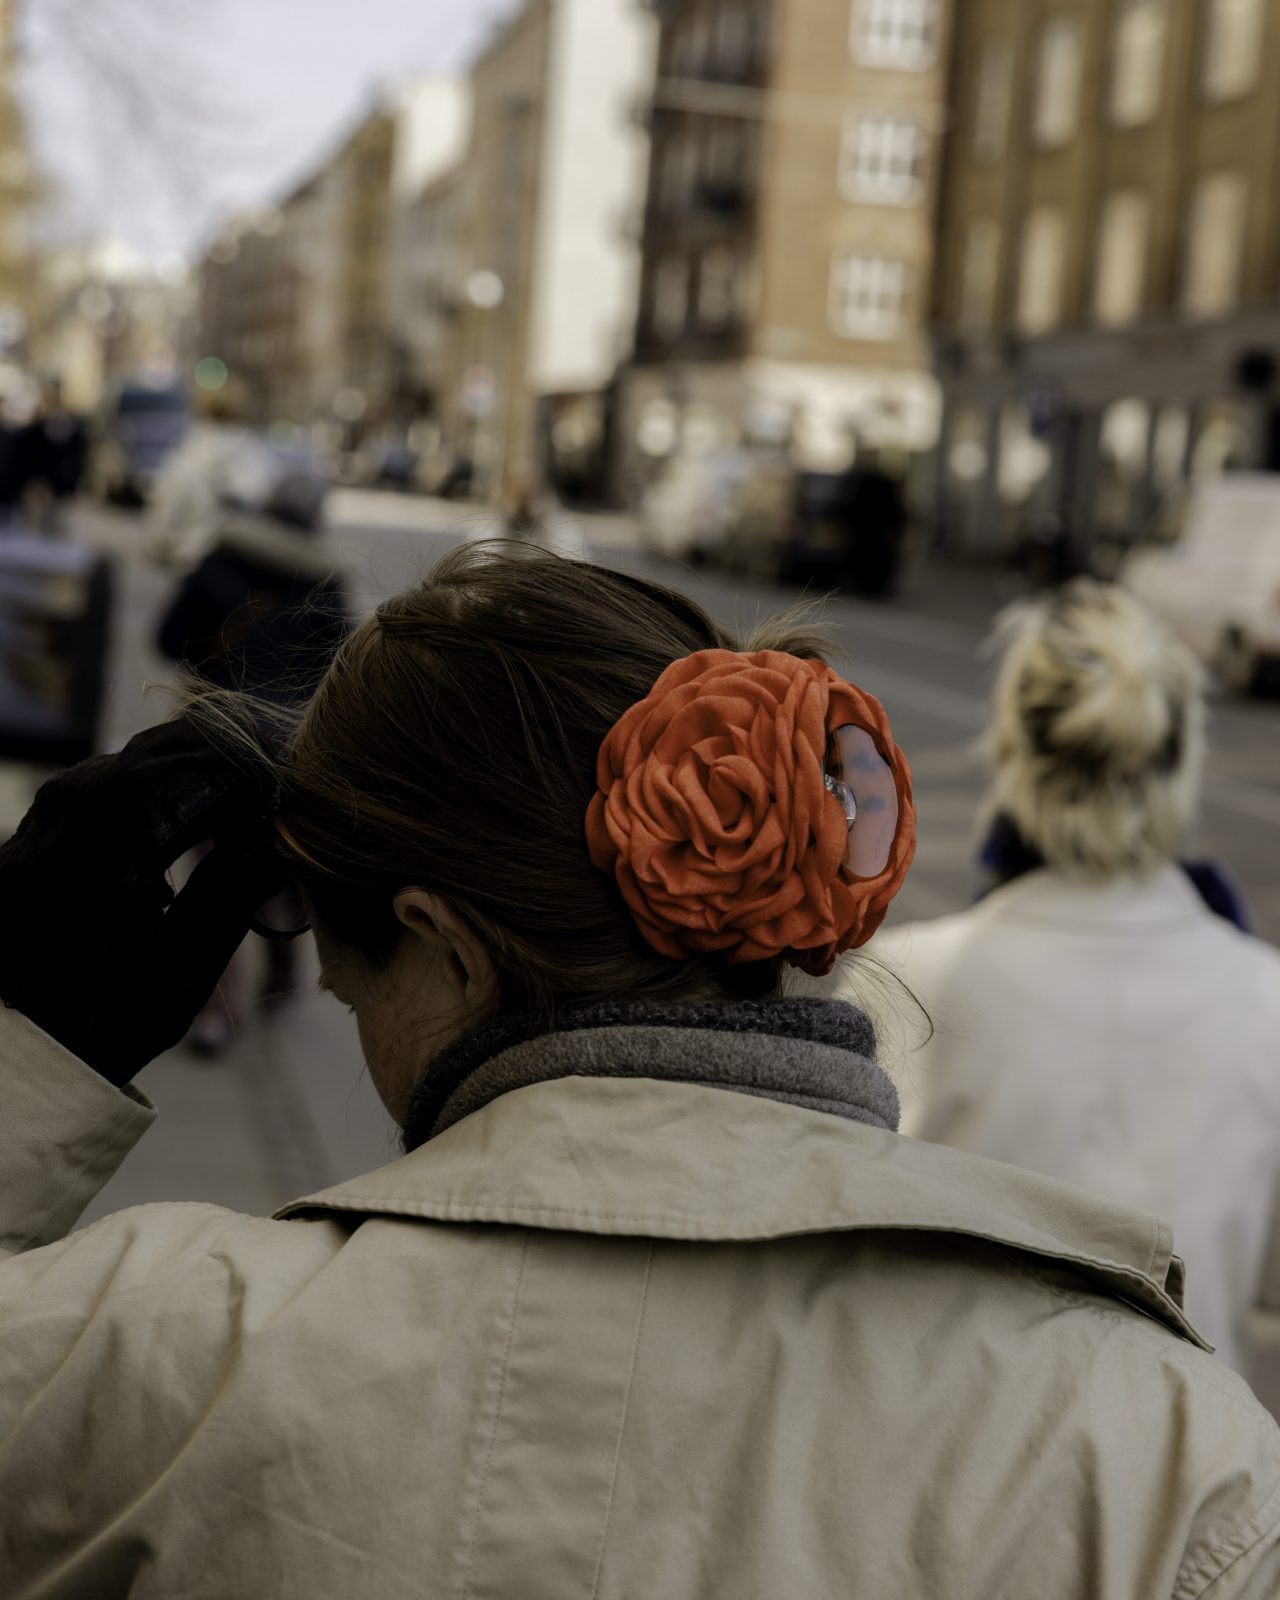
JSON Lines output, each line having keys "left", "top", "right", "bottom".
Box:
{"left": 0, "top": 550, "right": 1279, "bottom": 1597}
{"left": 879, "top": 578, "right": 1280, "bottom": 1381}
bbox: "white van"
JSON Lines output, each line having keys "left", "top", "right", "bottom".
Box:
{"left": 1121, "top": 474, "right": 1280, "bottom": 693}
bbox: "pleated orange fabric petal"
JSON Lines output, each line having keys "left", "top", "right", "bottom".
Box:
{"left": 586, "top": 650, "right": 917, "bottom": 975}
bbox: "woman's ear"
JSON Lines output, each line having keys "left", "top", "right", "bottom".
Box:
{"left": 393, "top": 889, "right": 499, "bottom": 1009}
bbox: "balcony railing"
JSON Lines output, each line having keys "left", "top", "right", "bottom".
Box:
{"left": 635, "top": 316, "right": 749, "bottom": 364}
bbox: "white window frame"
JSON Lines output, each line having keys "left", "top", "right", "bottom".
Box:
{"left": 1109, "top": 0, "right": 1168, "bottom": 128}
{"left": 1182, "top": 171, "right": 1248, "bottom": 317}
{"left": 840, "top": 112, "right": 927, "bottom": 204}
{"left": 829, "top": 252, "right": 910, "bottom": 340}
{"left": 1016, "top": 207, "right": 1066, "bottom": 335}
{"left": 850, "top": 0, "right": 940, "bottom": 71}
{"left": 1031, "top": 14, "right": 1083, "bottom": 150}
{"left": 1092, "top": 190, "right": 1150, "bottom": 326}
{"left": 972, "top": 37, "right": 1012, "bottom": 162}
{"left": 1202, "top": 0, "right": 1264, "bottom": 102}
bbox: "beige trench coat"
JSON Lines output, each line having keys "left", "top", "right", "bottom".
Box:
{"left": 3, "top": 1007, "right": 1280, "bottom": 1599}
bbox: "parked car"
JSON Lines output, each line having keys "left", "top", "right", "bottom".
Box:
{"left": 638, "top": 448, "right": 752, "bottom": 564}
{"left": 93, "top": 381, "right": 190, "bottom": 507}
{"left": 731, "top": 467, "right": 909, "bottom": 598}
{"left": 1121, "top": 475, "right": 1280, "bottom": 694}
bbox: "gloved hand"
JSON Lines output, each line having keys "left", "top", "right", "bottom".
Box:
{"left": 0, "top": 717, "right": 286, "bottom": 1085}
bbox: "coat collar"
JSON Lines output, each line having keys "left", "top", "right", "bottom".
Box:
{"left": 275, "top": 1074, "right": 1205, "bottom": 1350}
{"left": 978, "top": 864, "right": 1209, "bottom": 931}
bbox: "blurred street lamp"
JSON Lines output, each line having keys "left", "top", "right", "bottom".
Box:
{"left": 466, "top": 270, "right": 505, "bottom": 312}
{"left": 463, "top": 272, "right": 507, "bottom": 494}
{"left": 333, "top": 387, "right": 368, "bottom": 424}
{"left": 194, "top": 357, "right": 229, "bottom": 393}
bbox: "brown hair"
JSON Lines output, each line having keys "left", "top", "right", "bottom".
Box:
{"left": 226, "top": 542, "right": 837, "bottom": 1017}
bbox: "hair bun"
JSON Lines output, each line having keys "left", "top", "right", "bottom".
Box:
{"left": 585, "top": 649, "right": 915, "bottom": 976}
{"left": 990, "top": 580, "right": 1205, "bottom": 877}
{"left": 1004, "top": 582, "right": 1196, "bottom": 779}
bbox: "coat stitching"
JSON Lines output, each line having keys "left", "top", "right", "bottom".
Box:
{"left": 280, "top": 1200, "right": 1182, "bottom": 1286}
{"left": 1174, "top": 1470, "right": 1280, "bottom": 1599}
{"left": 589, "top": 1242, "right": 653, "bottom": 1600}
{"left": 459, "top": 1229, "right": 530, "bottom": 1600}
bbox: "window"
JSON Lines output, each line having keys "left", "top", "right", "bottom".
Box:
{"left": 850, "top": 0, "right": 939, "bottom": 70}
{"left": 669, "top": 20, "right": 697, "bottom": 74}
{"left": 686, "top": 12, "right": 714, "bottom": 74}
{"left": 959, "top": 219, "right": 1000, "bottom": 331}
{"left": 972, "top": 38, "right": 1012, "bottom": 162}
{"left": 1110, "top": 0, "right": 1167, "bottom": 126}
{"left": 705, "top": 121, "right": 745, "bottom": 184}
{"left": 715, "top": 3, "right": 752, "bottom": 72}
{"left": 698, "top": 248, "right": 738, "bottom": 326}
{"left": 1182, "top": 172, "right": 1248, "bottom": 316}
{"left": 652, "top": 257, "right": 689, "bottom": 340}
{"left": 829, "top": 252, "right": 910, "bottom": 339}
{"left": 1202, "top": 0, "right": 1264, "bottom": 101}
{"left": 658, "top": 134, "right": 699, "bottom": 210}
{"left": 1031, "top": 15, "right": 1083, "bottom": 149}
{"left": 840, "top": 113, "right": 928, "bottom": 203}
{"left": 1016, "top": 207, "right": 1065, "bottom": 334}
{"left": 1093, "top": 191, "right": 1149, "bottom": 325}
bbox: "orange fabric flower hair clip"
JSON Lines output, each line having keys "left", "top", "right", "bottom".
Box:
{"left": 585, "top": 649, "right": 916, "bottom": 976}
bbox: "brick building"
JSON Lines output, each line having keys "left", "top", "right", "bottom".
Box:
{"left": 619, "top": 0, "right": 947, "bottom": 492}
{"left": 933, "top": 0, "right": 1280, "bottom": 560}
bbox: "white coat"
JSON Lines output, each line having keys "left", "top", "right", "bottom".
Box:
{"left": 875, "top": 865, "right": 1280, "bottom": 1378}
{"left": 146, "top": 422, "right": 278, "bottom": 567}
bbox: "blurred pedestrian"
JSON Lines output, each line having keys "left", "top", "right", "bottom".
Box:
{"left": 839, "top": 458, "right": 909, "bottom": 597}
{"left": 0, "top": 550, "right": 1277, "bottom": 1595}
{"left": 0, "top": 392, "right": 35, "bottom": 529}
{"left": 876, "top": 579, "right": 1280, "bottom": 1386}
{"left": 27, "top": 382, "right": 88, "bottom": 533}
{"left": 157, "top": 466, "right": 349, "bottom": 1052}
{"left": 435, "top": 449, "right": 474, "bottom": 501}
{"left": 145, "top": 379, "right": 276, "bottom": 568}
{"left": 501, "top": 465, "right": 546, "bottom": 542}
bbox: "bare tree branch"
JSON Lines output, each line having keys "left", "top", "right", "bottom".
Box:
{"left": 21, "top": 0, "right": 269, "bottom": 247}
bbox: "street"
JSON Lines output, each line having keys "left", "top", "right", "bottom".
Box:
{"left": 55, "top": 491, "right": 1280, "bottom": 1226}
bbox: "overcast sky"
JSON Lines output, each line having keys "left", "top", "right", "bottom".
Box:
{"left": 20, "top": 0, "right": 523, "bottom": 260}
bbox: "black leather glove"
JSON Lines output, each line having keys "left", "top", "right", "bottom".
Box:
{"left": 0, "top": 717, "right": 286, "bottom": 1085}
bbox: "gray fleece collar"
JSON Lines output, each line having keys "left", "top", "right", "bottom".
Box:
{"left": 402, "top": 998, "right": 898, "bottom": 1151}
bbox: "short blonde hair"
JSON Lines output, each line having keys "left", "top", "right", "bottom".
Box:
{"left": 985, "top": 579, "right": 1205, "bottom": 879}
